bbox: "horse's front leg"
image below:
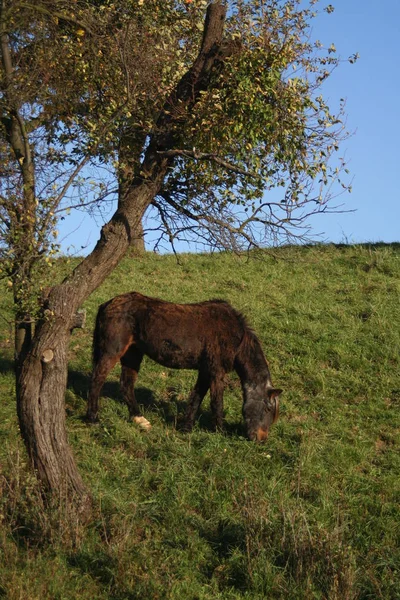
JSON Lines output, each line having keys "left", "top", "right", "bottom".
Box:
{"left": 183, "top": 370, "right": 210, "bottom": 431}
{"left": 210, "top": 375, "right": 225, "bottom": 431}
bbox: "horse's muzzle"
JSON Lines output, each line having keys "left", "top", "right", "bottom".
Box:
{"left": 255, "top": 427, "right": 269, "bottom": 443}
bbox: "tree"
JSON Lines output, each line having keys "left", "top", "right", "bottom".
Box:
{"left": 0, "top": 0, "right": 356, "bottom": 517}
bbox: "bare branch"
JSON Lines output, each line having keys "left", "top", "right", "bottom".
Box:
{"left": 152, "top": 199, "right": 182, "bottom": 262}
{"left": 51, "top": 155, "right": 92, "bottom": 208}
{"left": 156, "top": 191, "right": 201, "bottom": 223}
{"left": 53, "top": 188, "right": 118, "bottom": 215}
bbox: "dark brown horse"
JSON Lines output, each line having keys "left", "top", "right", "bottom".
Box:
{"left": 87, "top": 292, "right": 281, "bottom": 442}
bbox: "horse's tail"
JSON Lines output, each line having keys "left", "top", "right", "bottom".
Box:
{"left": 92, "top": 302, "right": 107, "bottom": 365}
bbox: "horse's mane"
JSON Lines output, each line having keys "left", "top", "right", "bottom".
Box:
{"left": 234, "top": 315, "right": 268, "bottom": 383}
{"left": 207, "top": 299, "right": 253, "bottom": 334}
{"left": 233, "top": 310, "right": 262, "bottom": 361}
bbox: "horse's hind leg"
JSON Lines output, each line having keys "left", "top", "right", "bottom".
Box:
{"left": 120, "top": 346, "right": 145, "bottom": 424}
{"left": 183, "top": 370, "right": 210, "bottom": 431}
{"left": 86, "top": 354, "right": 120, "bottom": 422}
{"left": 210, "top": 374, "right": 225, "bottom": 431}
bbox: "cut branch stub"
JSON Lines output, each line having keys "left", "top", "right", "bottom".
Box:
{"left": 41, "top": 348, "right": 54, "bottom": 363}
{"left": 71, "top": 309, "right": 86, "bottom": 331}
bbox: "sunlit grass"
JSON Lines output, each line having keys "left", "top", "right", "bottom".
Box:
{"left": 1, "top": 243, "right": 400, "bottom": 599}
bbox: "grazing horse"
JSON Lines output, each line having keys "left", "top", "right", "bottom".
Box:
{"left": 86, "top": 292, "right": 281, "bottom": 442}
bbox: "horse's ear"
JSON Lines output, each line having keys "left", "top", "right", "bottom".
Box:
{"left": 266, "top": 388, "right": 281, "bottom": 424}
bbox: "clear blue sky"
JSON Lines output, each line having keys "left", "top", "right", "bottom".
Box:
{"left": 308, "top": 0, "right": 400, "bottom": 244}
{"left": 58, "top": 1, "right": 400, "bottom": 254}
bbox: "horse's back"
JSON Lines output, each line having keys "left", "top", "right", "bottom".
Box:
{"left": 95, "top": 292, "right": 247, "bottom": 371}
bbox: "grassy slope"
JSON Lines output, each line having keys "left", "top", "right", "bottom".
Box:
{"left": 0, "top": 244, "right": 399, "bottom": 599}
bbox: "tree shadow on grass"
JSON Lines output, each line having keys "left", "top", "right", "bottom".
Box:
{"left": 67, "top": 550, "right": 117, "bottom": 587}
{"left": 66, "top": 550, "right": 143, "bottom": 600}
{"left": 67, "top": 368, "right": 156, "bottom": 413}
{"left": 192, "top": 407, "right": 246, "bottom": 438}
{"left": 0, "top": 356, "right": 14, "bottom": 374}
{"left": 156, "top": 385, "right": 246, "bottom": 437}
{"left": 198, "top": 520, "right": 249, "bottom": 590}
{"left": 67, "top": 368, "right": 246, "bottom": 437}
{"left": 67, "top": 369, "right": 190, "bottom": 428}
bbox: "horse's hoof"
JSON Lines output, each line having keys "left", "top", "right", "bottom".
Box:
{"left": 85, "top": 413, "right": 99, "bottom": 424}
{"left": 132, "top": 416, "right": 152, "bottom": 431}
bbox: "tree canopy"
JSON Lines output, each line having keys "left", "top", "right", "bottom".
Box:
{"left": 1, "top": 0, "right": 355, "bottom": 273}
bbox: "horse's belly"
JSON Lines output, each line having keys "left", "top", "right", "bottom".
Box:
{"left": 143, "top": 338, "right": 201, "bottom": 370}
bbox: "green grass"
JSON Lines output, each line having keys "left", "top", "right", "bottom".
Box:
{"left": 1, "top": 243, "right": 400, "bottom": 599}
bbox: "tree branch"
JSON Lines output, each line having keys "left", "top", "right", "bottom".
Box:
{"left": 157, "top": 149, "right": 258, "bottom": 179}
{"left": 16, "top": 2, "right": 96, "bottom": 36}
{"left": 53, "top": 188, "right": 118, "bottom": 215}
{"left": 145, "top": 1, "right": 228, "bottom": 160}
{"left": 0, "top": 7, "right": 33, "bottom": 171}
{"left": 151, "top": 199, "right": 182, "bottom": 262}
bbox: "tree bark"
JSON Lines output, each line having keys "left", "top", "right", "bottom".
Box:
{"left": 131, "top": 220, "right": 146, "bottom": 253}
{"left": 16, "top": 1, "right": 228, "bottom": 518}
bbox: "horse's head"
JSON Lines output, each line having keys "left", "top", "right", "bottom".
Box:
{"left": 243, "top": 386, "right": 281, "bottom": 442}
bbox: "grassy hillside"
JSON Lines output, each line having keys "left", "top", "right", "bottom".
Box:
{"left": 1, "top": 244, "right": 399, "bottom": 599}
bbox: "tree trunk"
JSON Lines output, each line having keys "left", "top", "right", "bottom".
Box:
{"left": 16, "top": 178, "right": 165, "bottom": 517}
{"left": 17, "top": 322, "right": 90, "bottom": 513}
{"left": 131, "top": 220, "right": 146, "bottom": 254}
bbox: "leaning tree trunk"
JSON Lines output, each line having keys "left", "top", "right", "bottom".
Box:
{"left": 16, "top": 1, "right": 227, "bottom": 518}
{"left": 17, "top": 308, "right": 88, "bottom": 510}
{"left": 17, "top": 179, "right": 164, "bottom": 516}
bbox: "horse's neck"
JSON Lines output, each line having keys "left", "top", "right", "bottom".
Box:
{"left": 235, "top": 331, "right": 271, "bottom": 388}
